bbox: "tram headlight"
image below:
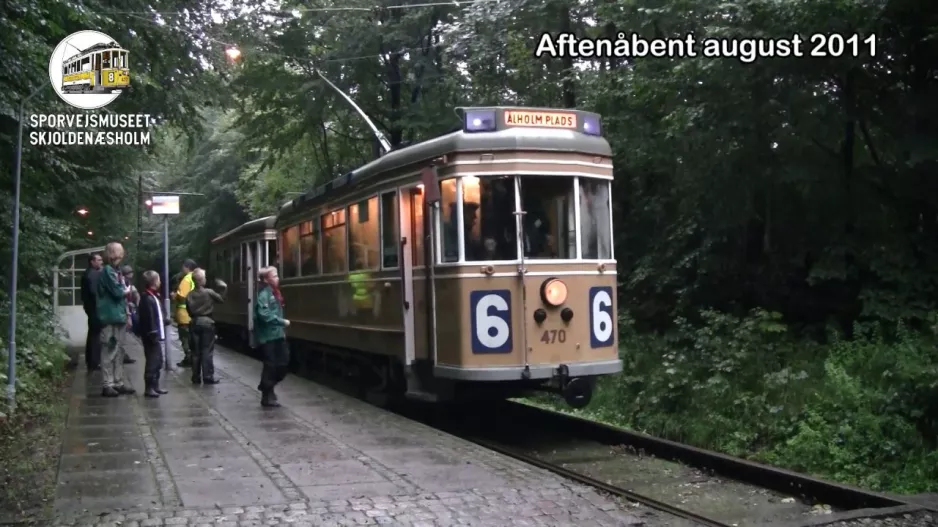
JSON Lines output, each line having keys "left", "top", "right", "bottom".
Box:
{"left": 540, "top": 278, "right": 567, "bottom": 307}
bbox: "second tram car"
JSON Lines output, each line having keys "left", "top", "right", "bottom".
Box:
{"left": 209, "top": 106, "right": 620, "bottom": 407}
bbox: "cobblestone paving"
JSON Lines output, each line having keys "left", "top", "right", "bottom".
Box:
{"left": 53, "top": 333, "right": 657, "bottom": 526}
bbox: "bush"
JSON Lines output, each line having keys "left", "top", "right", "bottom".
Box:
{"left": 0, "top": 286, "right": 72, "bottom": 522}
{"left": 548, "top": 309, "right": 938, "bottom": 494}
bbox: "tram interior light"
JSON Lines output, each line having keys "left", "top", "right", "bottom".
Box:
{"left": 464, "top": 110, "right": 496, "bottom": 133}
{"left": 582, "top": 114, "right": 601, "bottom": 136}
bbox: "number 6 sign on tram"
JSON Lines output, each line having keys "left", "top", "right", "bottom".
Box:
{"left": 469, "top": 290, "right": 513, "bottom": 353}
{"left": 589, "top": 286, "right": 614, "bottom": 348}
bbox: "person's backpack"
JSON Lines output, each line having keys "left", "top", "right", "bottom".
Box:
{"left": 130, "top": 308, "right": 143, "bottom": 337}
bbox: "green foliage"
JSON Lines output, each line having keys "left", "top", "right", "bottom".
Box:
{"left": 549, "top": 311, "right": 938, "bottom": 493}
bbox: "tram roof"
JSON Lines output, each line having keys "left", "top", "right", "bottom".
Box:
{"left": 64, "top": 42, "right": 125, "bottom": 63}
{"left": 211, "top": 216, "right": 277, "bottom": 245}
{"left": 277, "top": 107, "right": 611, "bottom": 220}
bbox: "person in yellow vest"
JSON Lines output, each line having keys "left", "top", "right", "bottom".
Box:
{"left": 173, "top": 259, "right": 197, "bottom": 367}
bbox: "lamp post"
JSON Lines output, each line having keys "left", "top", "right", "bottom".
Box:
{"left": 6, "top": 78, "right": 52, "bottom": 414}
{"left": 145, "top": 191, "right": 203, "bottom": 371}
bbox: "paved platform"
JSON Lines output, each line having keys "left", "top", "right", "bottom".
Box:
{"left": 53, "top": 332, "right": 645, "bottom": 526}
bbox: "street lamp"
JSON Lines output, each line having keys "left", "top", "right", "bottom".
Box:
{"left": 87, "top": 231, "right": 93, "bottom": 236}
{"left": 77, "top": 208, "right": 88, "bottom": 216}
{"left": 225, "top": 46, "right": 241, "bottom": 62}
{"left": 7, "top": 77, "right": 52, "bottom": 413}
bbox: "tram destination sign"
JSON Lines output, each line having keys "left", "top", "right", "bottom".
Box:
{"left": 504, "top": 110, "right": 577, "bottom": 129}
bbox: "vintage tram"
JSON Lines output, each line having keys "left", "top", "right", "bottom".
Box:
{"left": 62, "top": 41, "right": 130, "bottom": 94}
{"left": 209, "top": 106, "right": 620, "bottom": 407}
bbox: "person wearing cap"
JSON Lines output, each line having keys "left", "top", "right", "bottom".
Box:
{"left": 185, "top": 268, "right": 227, "bottom": 385}
{"left": 120, "top": 265, "right": 139, "bottom": 364}
{"left": 173, "top": 259, "right": 197, "bottom": 367}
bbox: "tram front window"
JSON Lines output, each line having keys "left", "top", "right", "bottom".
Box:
{"left": 518, "top": 176, "right": 575, "bottom": 259}
{"left": 461, "top": 176, "right": 517, "bottom": 261}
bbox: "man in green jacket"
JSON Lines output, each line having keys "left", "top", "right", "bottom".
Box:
{"left": 254, "top": 266, "right": 291, "bottom": 407}
{"left": 97, "top": 242, "right": 136, "bottom": 397}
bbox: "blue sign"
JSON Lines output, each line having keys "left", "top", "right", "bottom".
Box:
{"left": 469, "top": 290, "right": 512, "bottom": 353}
{"left": 588, "top": 286, "right": 614, "bottom": 348}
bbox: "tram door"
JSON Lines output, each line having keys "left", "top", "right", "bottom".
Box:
{"left": 243, "top": 242, "right": 255, "bottom": 344}
{"left": 399, "top": 187, "right": 418, "bottom": 366}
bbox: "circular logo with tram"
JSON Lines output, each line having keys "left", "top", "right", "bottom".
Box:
{"left": 48, "top": 30, "right": 130, "bottom": 110}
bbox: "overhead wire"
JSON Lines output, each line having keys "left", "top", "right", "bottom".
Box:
{"left": 101, "top": 0, "right": 499, "bottom": 17}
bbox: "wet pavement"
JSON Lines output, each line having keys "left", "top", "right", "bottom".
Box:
{"left": 53, "top": 331, "right": 649, "bottom": 526}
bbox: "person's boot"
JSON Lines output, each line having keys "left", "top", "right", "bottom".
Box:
{"left": 261, "top": 390, "right": 280, "bottom": 407}
{"left": 102, "top": 386, "right": 119, "bottom": 397}
{"left": 154, "top": 380, "right": 168, "bottom": 395}
{"left": 144, "top": 381, "right": 160, "bottom": 398}
{"left": 268, "top": 388, "right": 280, "bottom": 405}
{"left": 115, "top": 385, "right": 136, "bottom": 395}
{"left": 177, "top": 358, "right": 191, "bottom": 368}
{"left": 203, "top": 378, "right": 220, "bottom": 385}
{"left": 123, "top": 355, "right": 136, "bottom": 364}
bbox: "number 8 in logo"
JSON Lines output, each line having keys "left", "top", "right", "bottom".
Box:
{"left": 108, "top": 72, "right": 114, "bottom": 83}
{"left": 469, "top": 290, "right": 512, "bottom": 353}
{"left": 589, "top": 286, "right": 614, "bottom": 348}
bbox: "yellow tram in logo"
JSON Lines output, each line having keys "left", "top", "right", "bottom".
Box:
{"left": 62, "top": 41, "right": 130, "bottom": 94}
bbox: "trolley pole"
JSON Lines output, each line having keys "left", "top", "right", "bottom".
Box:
{"left": 6, "top": 78, "right": 51, "bottom": 414}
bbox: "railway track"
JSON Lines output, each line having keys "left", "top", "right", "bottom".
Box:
{"left": 401, "top": 400, "right": 934, "bottom": 526}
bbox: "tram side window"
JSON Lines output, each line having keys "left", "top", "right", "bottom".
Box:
{"left": 281, "top": 225, "right": 299, "bottom": 277}
{"left": 348, "top": 197, "right": 379, "bottom": 271}
{"left": 231, "top": 244, "right": 242, "bottom": 284}
{"left": 380, "top": 192, "right": 399, "bottom": 269}
{"left": 519, "top": 176, "right": 575, "bottom": 259}
{"left": 322, "top": 209, "right": 347, "bottom": 274}
{"left": 461, "top": 176, "right": 517, "bottom": 262}
{"left": 439, "top": 179, "right": 459, "bottom": 262}
{"left": 299, "top": 220, "right": 319, "bottom": 275}
{"left": 267, "top": 240, "right": 278, "bottom": 272}
{"left": 579, "top": 178, "right": 613, "bottom": 259}
{"left": 102, "top": 51, "right": 111, "bottom": 69}
{"left": 411, "top": 188, "right": 425, "bottom": 267}
{"left": 241, "top": 244, "right": 249, "bottom": 281}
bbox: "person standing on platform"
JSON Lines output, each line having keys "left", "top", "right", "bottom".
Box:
{"left": 80, "top": 252, "right": 103, "bottom": 371}
{"left": 185, "top": 268, "right": 227, "bottom": 385}
{"left": 173, "top": 259, "right": 197, "bottom": 368}
{"left": 136, "top": 270, "right": 170, "bottom": 397}
{"left": 254, "top": 267, "right": 290, "bottom": 407}
{"left": 96, "top": 242, "right": 135, "bottom": 397}
{"left": 120, "top": 265, "right": 139, "bottom": 364}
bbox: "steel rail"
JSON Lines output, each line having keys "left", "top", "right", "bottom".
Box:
{"left": 501, "top": 401, "right": 929, "bottom": 513}
{"left": 468, "top": 436, "right": 734, "bottom": 527}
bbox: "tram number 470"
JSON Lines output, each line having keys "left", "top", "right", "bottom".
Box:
{"left": 540, "top": 329, "right": 566, "bottom": 344}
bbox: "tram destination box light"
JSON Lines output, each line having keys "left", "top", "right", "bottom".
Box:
{"left": 582, "top": 114, "right": 601, "bottom": 136}
{"left": 464, "top": 110, "right": 496, "bottom": 133}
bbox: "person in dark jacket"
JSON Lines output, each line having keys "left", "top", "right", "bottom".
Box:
{"left": 96, "top": 242, "right": 135, "bottom": 397}
{"left": 136, "top": 270, "right": 170, "bottom": 397}
{"left": 254, "top": 266, "right": 290, "bottom": 407}
{"left": 185, "top": 268, "right": 227, "bottom": 385}
{"left": 80, "top": 252, "right": 103, "bottom": 371}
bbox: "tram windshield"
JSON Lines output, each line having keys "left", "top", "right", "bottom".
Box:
{"left": 443, "top": 175, "right": 612, "bottom": 263}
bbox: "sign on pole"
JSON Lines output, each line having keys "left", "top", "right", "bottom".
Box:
{"left": 151, "top": 195, "right": 180, "bottom": 215}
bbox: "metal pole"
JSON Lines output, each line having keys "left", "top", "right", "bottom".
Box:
{"left": 162, "top": 215, "right": 171, "bottom": 371}
{"left": 6, "top": 79, "right": 50, "bottom": 414}
{"left": 6, "top": 102, "right": 26, "bottom": 413}
{"left": 136, "top": 174, "right": 142, "bottom": 269}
